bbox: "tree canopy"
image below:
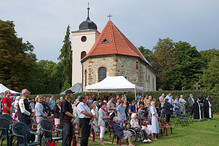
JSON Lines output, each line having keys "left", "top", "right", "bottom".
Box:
{"left": 0, "top": 20, "right": 36, "bottom": 92}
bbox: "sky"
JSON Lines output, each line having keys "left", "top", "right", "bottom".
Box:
{"left": 1, "top": 0, "right": 219, "bottom": 62}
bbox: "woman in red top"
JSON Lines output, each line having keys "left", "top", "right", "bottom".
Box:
{"left": 2, "top": 90, "right": 12, "bottom": 114}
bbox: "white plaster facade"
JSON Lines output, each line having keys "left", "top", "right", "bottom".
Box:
{"left": 72, "top": 30, "right": 100, "bottom": 86}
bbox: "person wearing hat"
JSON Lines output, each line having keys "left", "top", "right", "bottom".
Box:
{"left": 61, "top": 90, "right": 75, "bottom": 146}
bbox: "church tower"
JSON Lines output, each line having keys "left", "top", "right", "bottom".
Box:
{"left": 72, "top": 6, "right": 100, "bottom": 86}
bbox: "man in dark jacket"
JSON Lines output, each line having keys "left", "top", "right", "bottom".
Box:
{"left": 164, "top": 99, "right": 173, "bottom": 123}
{"left": 112, "top": 117, "right": 134, "bottom": 146}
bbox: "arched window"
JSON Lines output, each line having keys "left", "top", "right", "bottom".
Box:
{"left": 98, "top": 67, "right": 106, "bottom": 82}
{"left": 81, "top": 51, "right": 86, "bottom": 59}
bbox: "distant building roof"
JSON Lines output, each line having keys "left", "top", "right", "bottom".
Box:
{"left": 81, "top": 20, "right": 151, "bottom": 66}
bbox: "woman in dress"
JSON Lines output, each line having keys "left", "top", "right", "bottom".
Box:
{"left": 150, "top": 101, "right": 159, "bottom": 140}
{"left": 98, "top": 102, "right": 110, "bottom": 145}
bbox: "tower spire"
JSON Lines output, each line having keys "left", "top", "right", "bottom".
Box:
{"left": 87, "top": 2, "right": 90, "bottom": 20}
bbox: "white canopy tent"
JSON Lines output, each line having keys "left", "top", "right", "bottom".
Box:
{"left": 85, "top": 76, "right": 143, "bottom": 99}
{"left": 0, "top": 83, "right": 20, "bottom": 94}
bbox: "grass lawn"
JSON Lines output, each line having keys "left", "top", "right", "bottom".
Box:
{"left": 2, "top": 114, "right": 219, "bottom": 146}
{"left": 73, "top": 114, "right": 219, "bottom": 146}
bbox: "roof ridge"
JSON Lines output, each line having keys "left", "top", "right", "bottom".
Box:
{"left": 113, "top": 24, "right": 138, "bottom": 57}
{"left": 111, "top": 21, "right": 118, "bottom": 54}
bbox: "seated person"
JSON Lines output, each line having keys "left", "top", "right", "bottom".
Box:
{"left": 112, "top": 117, "right": 134, "bottom": 146}
{"left": 130, "top": 113, "right": 151, "bottom": 143}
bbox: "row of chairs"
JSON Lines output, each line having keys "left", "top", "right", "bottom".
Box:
{"left": 0, "top": 114, "right": 62, "bottom": 146}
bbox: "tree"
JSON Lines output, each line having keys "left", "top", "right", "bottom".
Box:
{"left": 0, "top": 20, "right": 36, "bottom": 91}
{"left": 166, "top": 41, "right": 203, "bottom": 90}
{"left": 58, "top": 25, "right": 72, "bottom": 86}
{"left": 151, "top": 38, "right": 176, "bottom": 90}
{"left": 200, "top": 55, "right": 219, "bottom": 94}
{"left": 138, "top": 46, "right": 153, "bottom": 63}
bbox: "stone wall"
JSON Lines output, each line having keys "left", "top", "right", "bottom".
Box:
{"left": 82, "top": 54, "right": 156, "bottom": 91}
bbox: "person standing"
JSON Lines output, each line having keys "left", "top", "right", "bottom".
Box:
{"left": 128, "top": 100, "right": 136, "bottom": 119}
{"left": 107, "top": 97, "right": 116, "bottom": 113}
{"left": 164, "top": 99, "right": 173, "bottom": 123}
{"left": 174, "top": 97, "right": 180, "bottom": 116}
{"left": 77, "top": 95, "right": 94, "bottom": 146}
{"left": 18, "top": 89, "right": 34, "bottom": 142}
{"left": 198, "top": 94, "right": 204, "bottom": 118}
{"left": 188, "top": 94, "right": 194, "bottom": 115}
{"left": 204, "top": 96, "right": 212, "bottom": 120}
{"left": 159, "top": 93, "right": 165, "bottom": 116}
{"left": 165, "top": 93, "right": 172, "bottom": 104}
{"left": 150, "top": 101, "right": 159, "bottom": 140}
{"left": 98, "top": 102, "right": 110, "bottom": 144}
{"left": 193, "top": 98, "right": 201, "bottom": 121}
{"left": 18, "top": 89, "right": 34, "bottom": 127}
{"left": 117, "top": 101, "right": 126, "bottom": 124}
{"left": 54, "top": 99, "right": 61, "bottom": 128}
{"left": 2, "top": 90, "right": 12, "bottom": 115}
{"left": 61, "top": 90, "right": 75, "bottom": 146}
{"left": 179, "top": 95, "right": 186, "bottom": 115}
{"left": 35, "top": 95, "right": 47, "bottom": 142}
{"left": 49, "top": 95, "right": 56, "bottom": 114}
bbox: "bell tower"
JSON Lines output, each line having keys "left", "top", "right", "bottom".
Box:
{"left": 72, "top": 5, "right": 100, "bottom": 86}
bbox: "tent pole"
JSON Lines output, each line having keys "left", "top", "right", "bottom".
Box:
{"left": 135, "top": 88, "right": 136, "bottom": 100}
{"left": 98, "top": 91, "right": 99, "bottom": 99}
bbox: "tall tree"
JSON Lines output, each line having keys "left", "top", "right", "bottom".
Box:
{"left": 138, "top": 46, "right": 153, "bottom": 63}
{"left": 200, "top": 55, "right": 219, "bottom": 94}
{"left": 166, "top": 41, "right": 203, "bottom": 90}
{"left": 58, "top": 25, "right": 72, "bottom": 87}
{"left": 151, "top": 38, "right": 176, "bottom": 90}
{"left": 0, "top": 20, "right": 36, "bottom": 91}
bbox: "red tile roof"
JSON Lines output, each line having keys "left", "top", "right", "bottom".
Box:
{"left": 81, "top": 20, "right": 149, "bottom": 64}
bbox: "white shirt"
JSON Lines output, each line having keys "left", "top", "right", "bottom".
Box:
{"left": 76, "top": 102, "right": 91, "bottom": 118}
{"left": 130, "top": 119, "right": 140, "bottom": 128}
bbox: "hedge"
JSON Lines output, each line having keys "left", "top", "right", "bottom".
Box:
{"left": 30, "top": 90, "right": 219, "bottom": 113}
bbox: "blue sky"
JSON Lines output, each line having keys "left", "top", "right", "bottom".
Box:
{"left": 1, "top": 0, "right": 218, "bottom": 62}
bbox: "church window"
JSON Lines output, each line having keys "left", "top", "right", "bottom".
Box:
{"left": 81, "top": 51, "right": 86, "bottom": 59}
{"left": 136, "top": 63, "right": 138, "bottom": 69}
{"left": 152, "top": 78, "right": 154, "bottom": 91}
{"left": 101, "top": 38, "right": 110, "bottom": 44}
{"left": 85, "top": 70, "right": 87, "bottom": 86}
{"left": 81, "top": 36, "right": 87, "bottom": 42}
{"left": 98, "top": 67, "right": 106, "bottom": 82}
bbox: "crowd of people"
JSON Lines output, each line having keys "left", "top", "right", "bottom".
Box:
{"left": 0, "top": 90, "right": 213, "bottom": 146}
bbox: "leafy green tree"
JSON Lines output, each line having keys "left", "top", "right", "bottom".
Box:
{"left": 138, "top": 46, "right": 153, "bottom": 63}
{"left": 200, "top": 55, "right": 219, "bottom": 94}
{"left": 151, "top": 38, "right": 176, "bottom": 90}
{"left": 0, "top": 20, "right": 36, "bottom": 91}
{"left": 200, "top": 49, "right": 219, "bottom": 68}
{"left": 58, "top": 25, "right": 72, "bottom": 85}
{"left": 166, "top": 41, "right": 203, "bottom": 90}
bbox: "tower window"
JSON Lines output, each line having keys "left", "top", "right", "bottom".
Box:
{"left": 101, "top": 38, "right": 110, "bottom": 44}
{"left": 81, "top": 51, "right": 86, "bottom": 59}
{"left": 81, "top": 36, "right": 87, "bottom": 42}
{"left": 98, "top": 67, "right": 106, "bottom": 82}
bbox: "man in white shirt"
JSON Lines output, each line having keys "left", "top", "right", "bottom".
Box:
{"left": 179, "top": 95, "right": 186, "bottom": 115}
{"left": 77, "top": 95, "right": 94, "bottom": 146}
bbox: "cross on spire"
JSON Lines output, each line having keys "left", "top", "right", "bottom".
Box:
{"left": 107, "top": 13, "right": 113, "bottom": 20}
{"left": 193, "top": 82, "right": 200, "bottom": 91}
{"left": 87, "top": 2, "right": 90, "bottom": 19}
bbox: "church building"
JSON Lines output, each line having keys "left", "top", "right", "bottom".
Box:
{"left": 72, "top": 7, "right": 156, "bottom": 91}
